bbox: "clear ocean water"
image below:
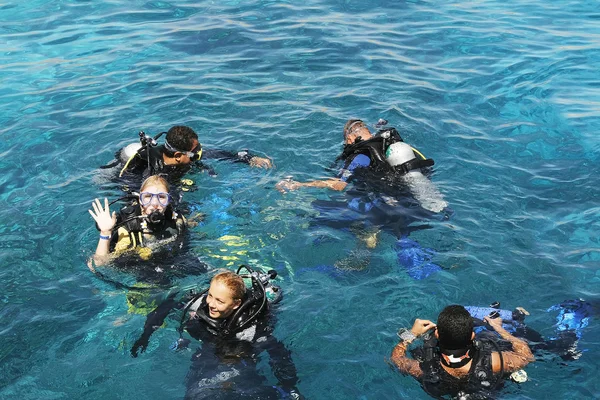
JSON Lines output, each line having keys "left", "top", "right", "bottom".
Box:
{"left": 1, "top": 0, "right": 599, "bottom": 399}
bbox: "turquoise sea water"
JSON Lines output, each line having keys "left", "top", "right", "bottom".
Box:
{"left": 1, "top": 0, "right": 599, "bottom": 399}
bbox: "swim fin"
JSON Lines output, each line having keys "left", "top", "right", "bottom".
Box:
{"left": 395, "top": 237, "right": 441, "bottom": 280}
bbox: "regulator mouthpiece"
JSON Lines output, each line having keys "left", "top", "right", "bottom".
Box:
{"left": 147, "top": 210, "right": 165, "bottom": 224}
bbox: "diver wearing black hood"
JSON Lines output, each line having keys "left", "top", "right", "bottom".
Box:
{"left": 391, "top": 305, "right": 534, "bottom": 399}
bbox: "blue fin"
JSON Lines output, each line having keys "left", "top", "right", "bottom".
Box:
{"left": 548, "top": 299, "right": 591, "bottom": 339}
{"left": 395, "top": 237, "right": 441, "bottom": 280}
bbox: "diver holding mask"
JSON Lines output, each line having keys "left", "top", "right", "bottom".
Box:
{"left": 130, "top": 266, "right": 302, "bottom": 400}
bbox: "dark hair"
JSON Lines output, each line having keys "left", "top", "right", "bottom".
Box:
{"left": 343, "top": 119, "right": 366, "bottom": 138}
{"left": 436, "top": 305, "right": 474, "bottom": 350}
{"left": 165, "top": 126, "right": 198, "bottom": 153}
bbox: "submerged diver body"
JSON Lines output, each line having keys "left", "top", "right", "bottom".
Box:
{"left": 104, "top": 125, "right": 272, "bottom": 190}
{"left": 277, "top": 119, "right": 448, "bottom": 278}
{"left": 88, "top": 175, "right": 207, "bottom": 286}
{"left": 465, "top": 300, "right": 592, "bottom": 362}
{"left": 131, "top": 267, "right": 302, "bottom": 400}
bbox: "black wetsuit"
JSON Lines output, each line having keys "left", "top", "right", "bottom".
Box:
{"left": 184, "top": 300, "right": 300, "bottom": 399}
{"left": 131, "top": 291, "right": 301, "bottom": 400}
{"left": 411, "top": 333, "right": 499, "bottom": 400}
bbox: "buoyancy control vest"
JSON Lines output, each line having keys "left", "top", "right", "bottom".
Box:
{"left": 419, "top": 331, "right": 500, "bottom": 400}
{"left": 112, "top": 203, "right": 185, "bottom": 254}
{"left": 337, "top": 127, "right": 435, "bottom": 174}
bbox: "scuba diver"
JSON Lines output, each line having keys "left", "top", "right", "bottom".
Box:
{"left": 130, "top": 266, "right": 303, "bottom": 400}
{"left": 103, "top": 125, "right": 272, "bottom": 189}
{"left": 276, "top": 119, "right": 447, "bottom": 278}
{"left": 275, "top": 118, "right": 447, "bottom": 213}
{"left": 390, "top": 305, "right": 534, "bottom": 400}
{"left": 88, "top": 174, "right": 209, "bottom": 288}
{"left": 89, "top": 175, "right": 187, "bottom": 266}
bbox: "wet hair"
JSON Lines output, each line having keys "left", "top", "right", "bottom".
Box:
{"left": 437, "top": 305, "right": 474, "bottom": 350}
{"left": 140, "top": 175, "right": 170, "bottom": 192}
{"left": 211, "top": 271, "right": 246, "bottom": 302}
{"left": 165, "top": 125, "right": 198, "bottom": 153}
{"left": 343, "top": 119, "right": 366, "bottom": 138}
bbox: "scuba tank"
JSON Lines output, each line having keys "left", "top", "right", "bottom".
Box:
{"left": 385, "top": 140, "right": 447, "bottom": 213}
{"left": 119, "top": 130, "right": 167, "bottom": 177}
{"left": 340, "top": 122, "right": 447, "bottom": 213}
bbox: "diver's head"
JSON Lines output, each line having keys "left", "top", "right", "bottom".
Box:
{"left": 343, "top": 119, "right": 373, "bottom": 145}
{"left": 207, "top": 271, "right": 246, "bottom": 319}
{"left": 436, "top": 305, "right": 475, "bottom": 351}
{"left": 139, "top": 175, "right": 170, "bottom": 217}
{"left": 164, "top": 125, "right": 202, "bottom": 164}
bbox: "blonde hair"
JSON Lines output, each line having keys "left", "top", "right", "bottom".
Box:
{"left": 140, "top": 175, "right": 169, "bottom": 192}
{"left": 212, "top": 271, "right": 246, "bottom": 301}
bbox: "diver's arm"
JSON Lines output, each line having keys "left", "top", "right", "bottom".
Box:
{"left": 265, "top": 336, "right": 300, "bottom": 389}
{"left": 275, "top": 178, "right": 347, "bottom": 193}
{"left": 88, "top": 198, "right": 117, "bottom": 266}
{"left": 390, "top": 319, "right": 436, "bottom": 378}
{"left": 391, "top": 340, "right": 422, "bottom": 378}
{"left": 202, "top": 148, "right": 272, "bottom": 169}
{"left": 131, "top": 292, "right": 183, "bottom": 357}
{"left": 192, "top": 160, "right": 217, "bottom": 177}
{"left": 486, "top": 316, "right": 534, "bottom": 373}
{"left": 256, "top": 323, "right": 302, "bottom": 397}
{"left": 275, "top": 156, "right": 363, "bottom": 193}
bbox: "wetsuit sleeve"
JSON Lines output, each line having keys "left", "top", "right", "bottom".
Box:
{"left": 253, "top": 316, "right": 301, "bottom": 395}
{"left": 201, "top": 148, "right": 256, "bottom": 164}
{"left": 338, "top": 153, "right": 371, "bottom": 182}
{"left": 131, "top": 292, "right": 186, "bottom": 357}
{"left": 260, "top": 333, "right": 301, "bottom": 394}
{"left": 190, "top": 160, "right": 217, "bottom": 177}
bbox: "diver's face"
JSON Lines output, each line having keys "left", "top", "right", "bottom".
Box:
{"left": 179, "top": 139, "right": 200, "bottom": 165}
{"left": 139, "top": 183, "right": 169, "bottom": 216}
{"left": 206, "top": 281, "right": 241, "bottom": 319}
{"left": 345, "top": 126, "right": 372, "bottom": 144}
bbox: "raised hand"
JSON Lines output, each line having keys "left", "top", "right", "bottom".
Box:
{"left": 89, "top": 198, "right": 117, "bottom": 233}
